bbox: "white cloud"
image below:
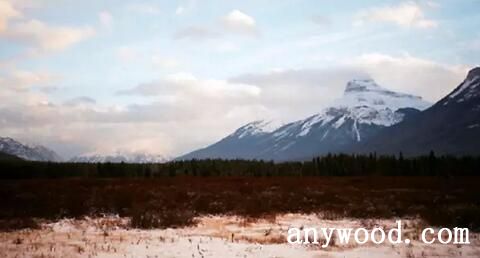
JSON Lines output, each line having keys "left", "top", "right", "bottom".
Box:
{"left": 222, "top": 10, "right": 258, "bottom": 35}
{"left": 0, "top": 2, "right": 94, "bottom": 54}
{"left": 1, "top": 19, "right": 95, "bottom": 52}
{"left": 348, "top": 53, "right": 468, "bottom": 101}
{"left": 0, "top": 69, "right": 59, "bottom": 91}
{"left": 119, "top": 72, "right": 261, "bottom": 100}
{"left": 174, "top": 0, "right": 197, "bottom": 16}
{"left": 354, "top": 2, "right": 438, "bottom": 29}
{"left": 98, "top": 11, "right": 113, "bottom": 29}
{"left": 64, "top": 96, "right": 96, "bottom": 107}
{"left": 174, "top": 10, "right": 257, "bottom": 40}
{"left": 0, "top": 71, "right": 264, "bottom": 157}
{"left": 0, "top": 0, "right": 21, "bottom": 32}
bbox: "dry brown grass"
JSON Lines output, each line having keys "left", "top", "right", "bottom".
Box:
{"left": 1, "top": 177, "right": 479, "bottom": 231}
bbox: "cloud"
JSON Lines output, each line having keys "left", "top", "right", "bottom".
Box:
{"left": 0, "top": 0, "right": 21, "bottom": 32}
{"left": 231, "top": 68, "right": 365, "bottom": 89}
{"left": 354, "top": 2, "right": 438, "bottom": 29}
{"left": 98, "top": 11, "right": 113, "bottom": 29}
{"left": 0, "top": 69, "right": 59, "bottom": 91}
{"left": 174, "top": 10, "right": 258, "bottom": 40}
{"left": 0, "top": 55, "right": 471, "bottom": 158}
{"left": 118, "top": 73, "right": 261, "bottom": 100}
{"left": 173, "top": 26, "right": 220, "bottom": 40}
{"left": 347, "top": 53, "right": 468, "bottom": 101}
{"left": 0, "top": 71, "right": 264, "bottom": 157}
{"left": 230, "top": 67, "right": 367, "bottom": 118}
{"left": 1, "top": 19, "right": 95, "bottom": 52}
{"left": 0, "top": 2, "right": 95, "bottom": 54}
{"left": 222, "top": 10, "right": 258, "bottom": 35}
{"left": 175, "top": 0, "right": 197, "bottom": 16}
{"left": 64, "top": 96, "right": 96, "bottom": 107}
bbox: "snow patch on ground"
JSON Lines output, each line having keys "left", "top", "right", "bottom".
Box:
{"left": 1, "top": 214, "right": 479, "bottom": 257}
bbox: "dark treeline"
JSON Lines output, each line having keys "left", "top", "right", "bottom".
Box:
{"left": 1, "top": 152, "right": 479, "bottom": 179}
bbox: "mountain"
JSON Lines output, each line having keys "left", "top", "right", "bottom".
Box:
{"left": 179, "top": 78, "right": 431, "bottom": 161}
{"left": 0, "top": 151, "right": 24, "bottom": 162}
{"left": 358, "top": 67, "right": 480, "bottom": 156}
{"left": 177, "top": 120, "right": 283, "bottom": 160}
{"left": 0, "top": 137, "right": 62, "bottom": 162}
{"left": 70, "top": 151, "right": 170, "bottom": 163}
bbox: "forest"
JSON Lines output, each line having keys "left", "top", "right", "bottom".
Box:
{"left": 1, "top": 152, "right": 479, "bottom": 179}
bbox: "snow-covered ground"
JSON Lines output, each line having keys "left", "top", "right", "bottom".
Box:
{"left": 1, "top": 214, "right": 479, "bottom": 258}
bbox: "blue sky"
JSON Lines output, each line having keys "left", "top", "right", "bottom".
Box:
{"left": 0, "top": 0, "right": 479, "bottom": 158}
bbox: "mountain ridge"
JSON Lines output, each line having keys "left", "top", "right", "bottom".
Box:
{"left": 70, "top": 151, "right": 170, "bottom": 163}
{"left": 356, "top": 67, "right": 480, "bottom": 156}
{"left": 178, "top": 78, "right": 431, "bottom": 161}
{"left": 0, "top": 137, "right": 62, "bottom": 162}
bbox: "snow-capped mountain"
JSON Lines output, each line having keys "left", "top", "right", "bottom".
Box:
{"left": 70, "top": 151, "right": 170, "bottom": 163}
{"left": 178, "top": 78, "right": 431, "bottom": 161}
{"left": 0, "top": 137, "right": 62, "bottom": 162}
{"left": 440, "top": 67, "right": 480, "bottom": 106}
{"left": 231, "top": 120, "right": 283, "bottom": 139}
{"left": 359, "top": 67, "right": 480, "bottom": 156}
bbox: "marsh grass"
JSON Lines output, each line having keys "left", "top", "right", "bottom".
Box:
{"left": 1, "top": 177, "right": 479, "bottom": 231}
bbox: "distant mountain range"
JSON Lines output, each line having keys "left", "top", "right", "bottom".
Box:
{"left": 69, "top": 152, "right": 169, "bottom": 163}
{"left": 0, "top": 137, "right": 169, "bottom": 164}
{"left": 178, "top": 78, "right": 431, "bottom": 161}
{"left": 0, "top": 137, "right": 62, "bottom": 162}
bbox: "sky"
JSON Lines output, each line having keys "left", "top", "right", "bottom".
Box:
{"left": 0, "top": 0, "right": 479, "bottom": 158}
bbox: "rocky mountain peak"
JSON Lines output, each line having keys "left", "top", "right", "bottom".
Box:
{"left": 444, "top": 67, "right": 480, "bottom": 103}
{"left": 466, "top": 67, "right": 480, "bottom": 80}
{"left": 344, "top": 79, "right": 380, "bottom": 94}
{"left": 0, "top": 137, "right": 62, "bottom": 162}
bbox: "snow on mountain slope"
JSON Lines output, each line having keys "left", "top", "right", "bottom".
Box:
{"left": 359, "top": 67, "right": 480, "bottom": 156}
{"left": 441, "top": 67, "right": 480, "bottom": 105}
{"left": 229, "top": 120, "right": 284, "bottom": 139}
{"left": 330, "top": 79, "right": 429, "bottom": 126}
{"left": 179, "top": 78, "right": 431, "bottom": 161}
{"left": 70, "top": 151, "right": 170, "bottom": 163}
{"left": 263, "top": 78, "right": 429, "bottom": 144}
{"left": 0, "top": 137, "right": 62, "bottom": 162}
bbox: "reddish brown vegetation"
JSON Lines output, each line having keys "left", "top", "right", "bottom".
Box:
{"left": 1, "top": 177, "right": 479, "bottom": 230}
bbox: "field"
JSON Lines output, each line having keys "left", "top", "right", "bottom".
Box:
{"left": 1, "top": 176, "right": 479, "bottom": 231}
{"left": 1, "top": 176, "right": 480, "bottom": 257}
